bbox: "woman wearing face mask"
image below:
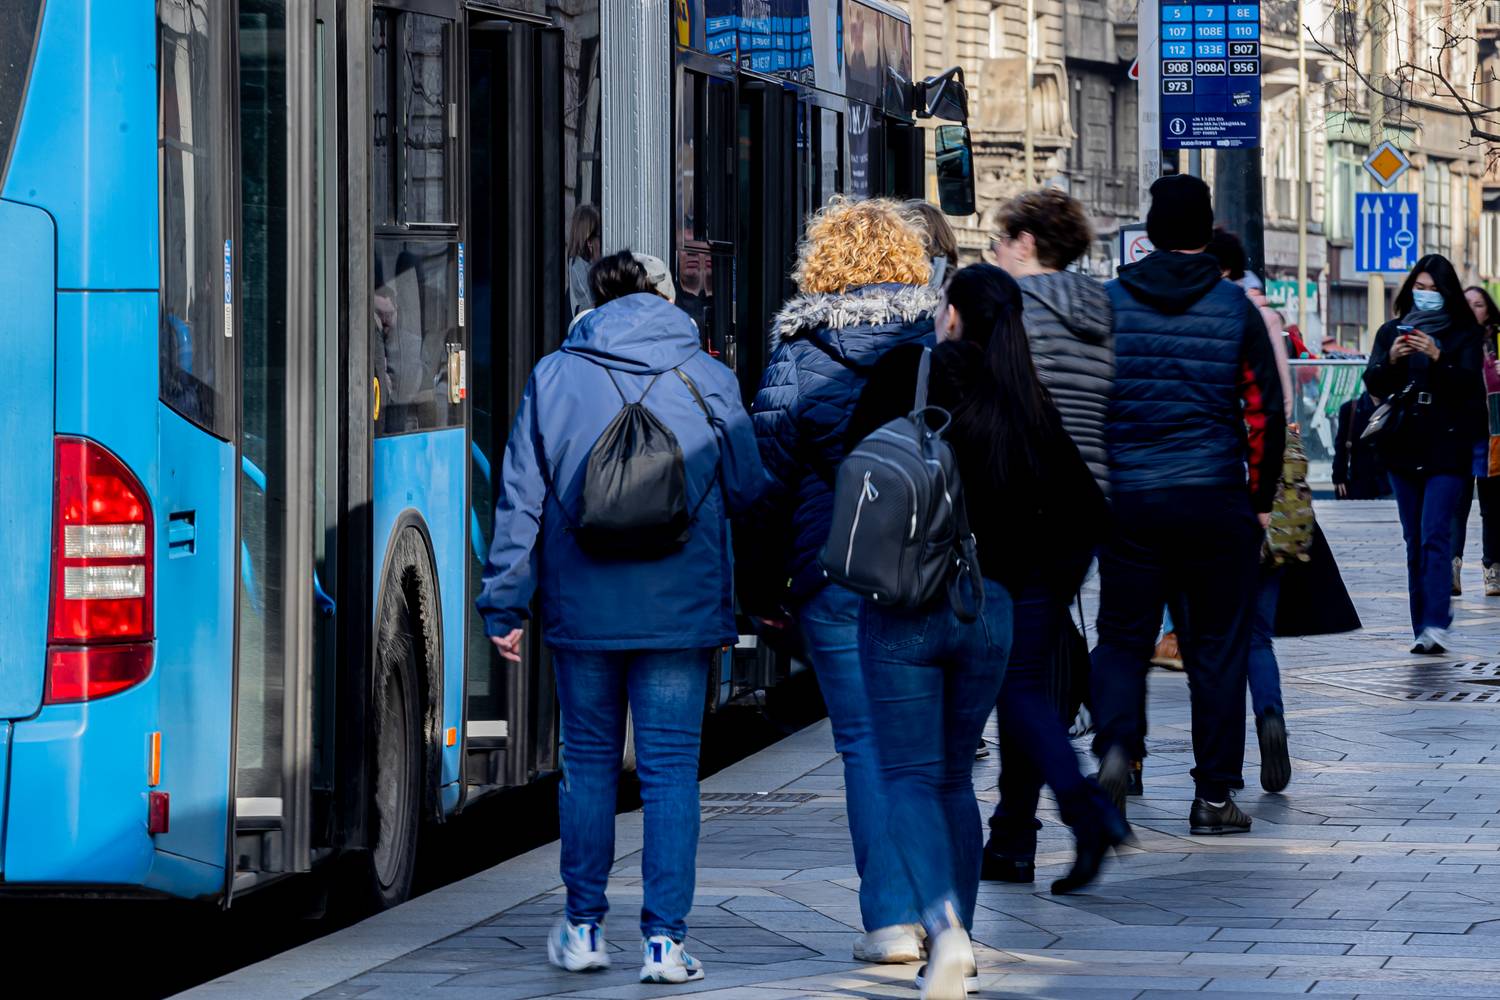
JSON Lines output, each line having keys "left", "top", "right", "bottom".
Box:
{"left": 1364, "top": 254, "right": 1487, "bottom": 653}
{"left": 1450, "top": 285, "right": 1500, "bottom": 597}
{"left": 846, "top": 264, "right": 1106, "bottom": 999}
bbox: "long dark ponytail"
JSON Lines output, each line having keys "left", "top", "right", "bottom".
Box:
{"left": 938, "top": 263, "right": 1056, "bottom": 487}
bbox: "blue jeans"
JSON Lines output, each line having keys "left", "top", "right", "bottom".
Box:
{"left": 553, "top": 647, "right": 711, "bottom": 941}
{"left": 859, "top": 581, "right": 1012, "bottom": 932}
{"left": 1250, "top": 566, "right": 1285, "bottom": 718}
{"left": 1390, "top": 471, "right": 1465, "bottom": 636}
{"left": 988, "top": 584, "right": 1114, "bottom": 856}
{"left": 798, "top": 585, "right": 914, "bottom": 931}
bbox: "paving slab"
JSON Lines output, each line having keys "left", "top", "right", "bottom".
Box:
{"left": 178, "top": 501, "right": 1500, "bottom": 999}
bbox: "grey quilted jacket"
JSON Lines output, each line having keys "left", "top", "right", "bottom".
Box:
{"left": 1018, "top": 270, "right": 1114, "bottom": 492}
{"left": 748, "top": 282, "right": 939, "bottom": 600}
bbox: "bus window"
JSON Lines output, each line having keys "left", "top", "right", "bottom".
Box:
{"left": 0, "top": 0, "right": 43, "bottom": 190}
{"left": 372, "top": 241, "right": 459, "bottom": 433}
{"left": 815, "top": 108, "right": 842, "bottom": 205}
{"left": 400, "top": 14, "right": 451, "bottom": 225}
{"left": 158, "top": 0, "right": 234, "bottom": 439}
{"left": 371, "top": 9, "right": 396, "bottom": 227}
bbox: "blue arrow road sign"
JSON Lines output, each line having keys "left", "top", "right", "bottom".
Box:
{"left": 1354, "top": 192, "right": 1419, "bottom": 274}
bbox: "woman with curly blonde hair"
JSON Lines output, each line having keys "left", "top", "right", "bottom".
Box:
{"left": 743, "top": 197, "right": 938, "bottom": 963}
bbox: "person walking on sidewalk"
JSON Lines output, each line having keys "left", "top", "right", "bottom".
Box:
{"left": 845, "top": 263, "right": 1102, "bottom": 998}
{"left": 1090, "top": 175, "right": 1286, "bottom": 836}
{"left": 1208, "top": 227, "right": 1295, "bottom": 796}
{"left": 1451, "top": 285, "right": 1500, "bottom": 596}
{"left": 1364, "top": 254, "right": 1486, "bottom": 654}
{"left": 476, "top": 252, "right": 767, "bottom": 985}
{"left": 1333, "top": 392, "right": 1391, "bottom": 500}
{"left": 747, "top": 197, "right": 936, "bottom": 963}
{"left": 982, "top": 188, "right": 1129, "bottom": 894}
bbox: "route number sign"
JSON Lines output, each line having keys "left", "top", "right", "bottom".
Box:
{"left": 1159, "top": 1, "right": 1261, "bottom": 149}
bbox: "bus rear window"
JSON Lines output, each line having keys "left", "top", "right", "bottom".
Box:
{"left": 0, "top": 0, "right": 45, "bottom": 191}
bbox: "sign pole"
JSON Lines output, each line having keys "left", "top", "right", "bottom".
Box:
{"left": 1366, "top": 0, "right": 1388, "bottom": 349}
{"left": 1138, "top": 0, "right": 1160, "bottom": 218}
{"left": 1296, "top": 0, "right": 1308, "bottom": 335}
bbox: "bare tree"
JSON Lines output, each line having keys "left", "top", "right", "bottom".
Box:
{"left": 1308, "top": 0, "right": 1500, "bottom": 153}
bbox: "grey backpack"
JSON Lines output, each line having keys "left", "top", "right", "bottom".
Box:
{"left": 819, "top": 349, "right": 984, "bottom": 619}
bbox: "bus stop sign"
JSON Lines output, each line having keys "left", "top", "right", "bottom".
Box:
{"left": 1353, "top": 192, "right": 1419, "bottom": 274}
{"left": 1159, "top": 1, "right": 1262, "bottom": 150}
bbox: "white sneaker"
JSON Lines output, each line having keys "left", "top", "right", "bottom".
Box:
{"left": 1411, "top": 627, "right": 1449, "bottom": 655}
{"left": 547, "top": 918, "right": 609, "bottom": 972}
{"left": 916, "top": 927, "right": 975, "bottom": 999}
{"left": 640, "top": 935, "right": 705, "bottom": 984}
{"left": 853, "top": 923, "right": 924, "bottom": 963}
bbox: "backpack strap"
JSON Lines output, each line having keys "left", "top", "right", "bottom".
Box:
{"left": 915, "top": 346, "right": 932, "bottom": 412}
{"left": 604, "top": 368, "right": 665, "bottom": 406}
{"left": 674, "top": 365, "right": 724, "bottom": 522}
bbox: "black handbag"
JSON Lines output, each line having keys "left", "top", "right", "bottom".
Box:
{"left": 1048, "top": 593, "right": 1091, "bottom": 726}
{"left": 1360, "top": 382, "right": 1415, "bottom": 442}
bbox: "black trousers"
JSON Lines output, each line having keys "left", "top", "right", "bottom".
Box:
{"left": 1452, "top": 476, "right": 1500, "bottom": 568}
{"left": 1090, "top": 487, "right": 1261, "bottom": 801}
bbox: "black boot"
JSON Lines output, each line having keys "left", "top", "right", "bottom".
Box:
{"left": 981, "top": 815, "right": 1040, "bottom": 883}
{"left": 1051, "top": 800, "right": 1131, "bottom": 895}
{"left": 1095, "top": 746, "right": 1132, "bottom": 818}
{"left": 1128, "top": 759, "right": 1144, "bottom": 797}
{"left": 981, "top": 852, "right": 1035, "bottom": 883}
{"left": 1257, "top": 710, "right": 1291, "bottom": 794}
{"left": 1189, "top": 797, "right": 1252, "bottom": 835}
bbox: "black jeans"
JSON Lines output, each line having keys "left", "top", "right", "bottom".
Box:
{"left": 1451, "top": 476, "right": 1500, "bottom": 568}
{"left": 988, "top": 583, "right": 1114, "bottom": 857}
{"left": 1090, "top": 488, "right": 1261, "bottom": 802}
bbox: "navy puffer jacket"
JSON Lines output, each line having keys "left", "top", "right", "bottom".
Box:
{"left": 748, "top": 282, "right": 939, "bottom": 602}
{"left": 1107, "top": 251, "right": 1285, "bottom": 512}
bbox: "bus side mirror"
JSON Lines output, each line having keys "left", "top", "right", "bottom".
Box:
{"left": 934, "top": 125, "right": 975, "bottom": 217}
{"left": 918, "top": 66, "right": 969, "bottom": 123}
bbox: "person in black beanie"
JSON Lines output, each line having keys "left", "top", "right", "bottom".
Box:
{"left": 1090, "top": 174, "right": 1286, "bottom": 834}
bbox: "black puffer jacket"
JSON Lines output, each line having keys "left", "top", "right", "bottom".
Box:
{"left": 1363, "top": 317, "right": 1486, "bottom": 477}
{"left": 1017, "top": 270, "right": 1114, "bottom": 492}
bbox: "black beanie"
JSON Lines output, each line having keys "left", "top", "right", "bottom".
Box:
{"left": 1146, "top": 174, "right": 1214, "bottom": 251}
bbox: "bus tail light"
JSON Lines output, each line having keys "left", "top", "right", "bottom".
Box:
{"left": 45, "top": 437, "right": 155, "bottom": 704}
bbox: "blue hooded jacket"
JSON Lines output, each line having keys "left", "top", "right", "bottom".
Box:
{"left": 475, "top": 293, "right": 767, "bottom": 650}
{"left": 748, "top": 282, "right": 939, "bottom": 602}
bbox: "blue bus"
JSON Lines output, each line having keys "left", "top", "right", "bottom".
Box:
{"left": 0, "top": 0, "right": 966, "bottom": 907}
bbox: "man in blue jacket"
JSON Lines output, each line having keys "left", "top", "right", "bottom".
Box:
{"left": 476, "top": 252, "right": 766, "bottom": 986}
{"left": 1091, "top": 176, "right": 1286, "bottom": 836}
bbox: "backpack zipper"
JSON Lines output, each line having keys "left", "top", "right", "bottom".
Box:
{"left": 845, "top": 470, "right": 877, "bottom": 576}
{"left": 857, "top": 451, "right": 922, "bottom": 540}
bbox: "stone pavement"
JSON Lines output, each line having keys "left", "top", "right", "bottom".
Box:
{"left": 189, "top": 501, "right": 1500, "bottom": 1000}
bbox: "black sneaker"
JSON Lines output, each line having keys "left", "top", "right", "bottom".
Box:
{"left": 1258, "top": 711, "right": 1291, "bottom": 794}
{"left": 1096, "top": 746, "right": 1132, "bottom": 818}
{"left": 980, "top": 851, "right": 1034, "bottom": 883}
{"left": 1189, "top": 797, "right": 1252, "bottom": 835}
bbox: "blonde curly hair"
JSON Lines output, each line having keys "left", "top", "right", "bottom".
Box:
{"left": 793, "top": 197, "right": 933, "bottom": 294}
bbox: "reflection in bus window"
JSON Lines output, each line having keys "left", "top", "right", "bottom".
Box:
{"left": 158, "top": 0, "right": 233, "bottom": 438}
{"left": 373, "top": 241, "right": 458, "bottom": 434}
{"left": 371, "top": 10, "right": 395, "bottom": 225}
{"left": 402, "top": 14, "right": 449, "bottom": 224}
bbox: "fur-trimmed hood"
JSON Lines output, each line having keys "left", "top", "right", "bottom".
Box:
{"left": 770, "top": 282, "right": 941, "bottom": 365}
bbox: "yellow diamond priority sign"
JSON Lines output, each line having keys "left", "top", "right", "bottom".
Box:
{"left": 1363, "top": 140, "right": 1411, "bottom": 188}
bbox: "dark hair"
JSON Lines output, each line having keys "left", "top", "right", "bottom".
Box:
{"left": 567, "top": 203, "right": 601, "bottom": 261}
{"left": 905, "top": 200, "right": 959, "bottom": 266}
{"left": 1465, "top": 285, "right": 1500, "bottom": 329}
{"left": 994, "top": 188, "right": 1092, "bottom": 270}
{"left": 1206, "top": 227, "right": 1247, "bottom": 281}
{"left": 588, "top": 250, "right": 656, "bottom": 307}
{"left": 941, "top": 263, "right": 1056, "bottom": 485}
{"left": 1394, "top": 253, "right": 1472, "bottom": 329}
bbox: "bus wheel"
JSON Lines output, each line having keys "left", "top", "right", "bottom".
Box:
{"left": 366, "top": 582, "right": 423, "bottom": 909}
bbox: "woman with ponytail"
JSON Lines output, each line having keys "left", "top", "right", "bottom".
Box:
{"left": 845, "top": 264, "right": 1115, "bottom": 999}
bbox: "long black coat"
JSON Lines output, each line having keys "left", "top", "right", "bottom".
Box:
{"left": 1364, "top": 318, "right": 1486, "bottom": 477}
{"left": 1275, "top": 523, "right": 1361, "bottom": 637}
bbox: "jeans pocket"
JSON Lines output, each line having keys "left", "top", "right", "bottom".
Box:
{"left": 863, "top": 605, "right": 930, "bottom": 651}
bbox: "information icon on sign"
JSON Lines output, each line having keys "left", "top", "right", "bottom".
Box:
{"left": 1169, "top": 117, "right": 1187, "bottom": 136}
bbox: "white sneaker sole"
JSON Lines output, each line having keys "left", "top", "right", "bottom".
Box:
{"left": 640, "top": 965, "right": 705, "bottom": 984}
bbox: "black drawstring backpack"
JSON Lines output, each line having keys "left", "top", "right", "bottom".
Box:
{"left": 555, "top": 366, "right": 717, "bottom": 559}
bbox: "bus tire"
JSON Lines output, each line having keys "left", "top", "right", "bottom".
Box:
{"left": 364, "top": 574, "right": 425, "bottom": 909}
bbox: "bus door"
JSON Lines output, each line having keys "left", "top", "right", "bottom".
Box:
{"left": 463, "top": 8, "right": 564, "bottom": 797}
{"left": 228, "top": 0, "right": 325, "bottom": 890}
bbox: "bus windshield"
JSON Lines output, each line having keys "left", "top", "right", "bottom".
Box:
{"left": 0, "top": 0, "right": 45, "bottom": 190}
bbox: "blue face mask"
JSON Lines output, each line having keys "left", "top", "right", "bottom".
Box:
{"left": 1412, "top": 289, "right": 1444, "bottom": 313}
